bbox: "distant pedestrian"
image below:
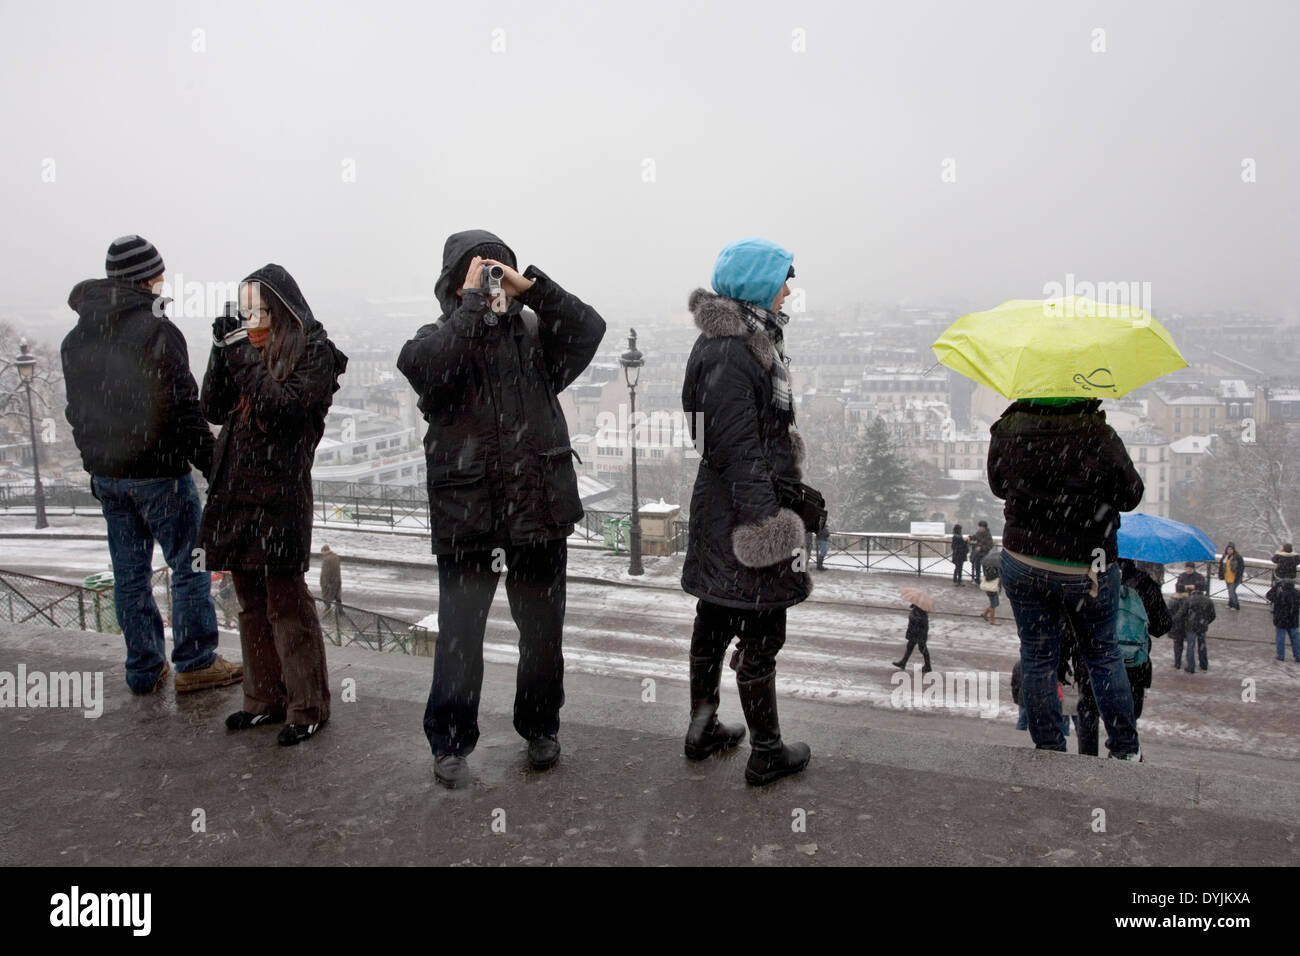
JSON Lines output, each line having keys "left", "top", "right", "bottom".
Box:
{"left": 969, "top": 520, "right": 994, "bottom": 586}
{"left": 815, "top": 522, "right": 830, "bottom": 571}
{"left": 319, "top": 545, "right": 342, "bottom": 605}
{"left": 1176, "top": 561, "right": 1207, "bottom": 595}
{"left": 950, "top": 525, "right": 968, "bottom": 586}
{"left": 893, "top": 604, "right": 932, "bottom": 673}
{"left": 1218, "top": 543, "right": 1244, "bottom": 610}
{"left": 62, "top": 235, "right": 240, "bottom": 696}
{"left": 1264, "top": 578, "right": 1300, "bottom": 662}
{"left": 979, "top": 548, "right": 1002, "bottom": 624}
{"left": 1273, "top": 543, "right": 1298, "bottom": 581}
{"left": 1168, "top": 593, "right": 1189, "bottom": 670}
{"left": 1183, "top": 587, "right": 1215, "bottom": 673}
{"left": 989, "top": 397, "right": 1144, "bottom": 759}
{"left": 214, "top": 572, "right": 238, "bottom": 628}
{"left": 201, "top": 266, "right": 347, "bottom": 745}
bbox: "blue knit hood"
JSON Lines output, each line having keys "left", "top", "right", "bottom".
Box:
{"left": 711, "top": 238, "right": 793, "bottom": 310}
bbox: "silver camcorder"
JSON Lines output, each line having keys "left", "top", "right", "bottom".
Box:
{"left": 482, "top": 264, "right": 505, "bottom": 297}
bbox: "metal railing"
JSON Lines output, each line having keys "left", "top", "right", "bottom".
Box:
{"left": 0, "top": 566, "right": 426, "bottom": 654}
{"left": 3, "top": 480, "right": 1289, "bottom": 604}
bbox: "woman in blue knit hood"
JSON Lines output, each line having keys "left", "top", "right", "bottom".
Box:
{"left": 680, "top": 238, "right": 823, "bottom": 786}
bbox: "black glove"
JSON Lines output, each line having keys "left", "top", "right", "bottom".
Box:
{"left": 213, "top": 313, "right": 241, "bottom": 342}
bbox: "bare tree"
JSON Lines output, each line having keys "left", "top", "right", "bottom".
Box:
{"left": 1186, "top": 424, "right": 1299, "bottom": 554}
{"left": 0, "top": 323, "right": 65, "bottom": 446}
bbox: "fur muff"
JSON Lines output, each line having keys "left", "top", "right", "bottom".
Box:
{"left": 733, "top": 508, "right": 806, "bottom": 569}
{"left": 789, "top": 429, "right": 806, "bottom": 474}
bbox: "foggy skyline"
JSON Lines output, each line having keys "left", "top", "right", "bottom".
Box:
{"left": 2, "top": 0, "right": 1298, "bottom": 334}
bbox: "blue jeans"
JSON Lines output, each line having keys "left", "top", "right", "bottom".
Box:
{"left": 1277, "top": 627, "right": 1300, "bottom": 661}
{"left": 92, "top": 474, "right": 218, "bottom": 692}
{"left": 1001, "top": 552, "right": 1138, "bottom": 756}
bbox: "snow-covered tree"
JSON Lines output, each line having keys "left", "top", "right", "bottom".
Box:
{"left": 842, "top": 417, "right": 916, "bottom": 532}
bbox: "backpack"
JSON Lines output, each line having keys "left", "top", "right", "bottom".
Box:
{"left": 1115, "top": 585, "right": 1150, "bottom": 668}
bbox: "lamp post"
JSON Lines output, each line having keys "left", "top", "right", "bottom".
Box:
{"left": 619, "top": 329, "right": 645, "bottom": 576}
{"left": 15, "top": 339, "right": 48, "bottom": 529}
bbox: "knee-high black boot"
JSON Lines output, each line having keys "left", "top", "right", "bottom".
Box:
{"left": 737, "top": 672, "right": 811, "bottom": 786}
{"left": 684, "top": 655, "right": 747, "bottom": 760}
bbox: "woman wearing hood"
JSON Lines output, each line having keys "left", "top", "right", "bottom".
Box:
{"left": 200, "top": 266, "right": 348, "bottom": 745}
{"left": 681, "top": 238, "right": 822, "bottom": 786}
{"left": 988, "top": 397, "right": 1144, "bottom": 759}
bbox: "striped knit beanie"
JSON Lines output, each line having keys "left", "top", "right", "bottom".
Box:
{"left": 105, "top": 235, "right": 165, "bottom": 283}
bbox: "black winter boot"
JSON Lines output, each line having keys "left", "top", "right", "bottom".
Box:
{"left": 737, "top": 673, "right": 810, "bottom": 786}
{"left": 685, "top": 655, "right": 746, "bottom": 760}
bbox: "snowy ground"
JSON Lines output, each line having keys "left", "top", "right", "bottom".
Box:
{"left": 3, "top": 513, "right": 1298, "bottom": 762}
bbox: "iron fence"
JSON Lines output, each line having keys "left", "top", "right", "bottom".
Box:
{"left": 0, "top": 566, "right": 425, "bottom": 654}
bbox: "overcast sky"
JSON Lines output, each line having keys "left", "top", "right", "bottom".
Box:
{"left": 2, "top": 0, "right": 1297, "bottom": 332}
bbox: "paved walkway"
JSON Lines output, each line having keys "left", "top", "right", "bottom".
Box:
{"left": 2, "top": 622, "right": 1296, "bottom": 866}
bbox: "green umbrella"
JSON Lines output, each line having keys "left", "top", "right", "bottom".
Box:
{"left": 932, "top": 296, "right": 1187, "bottom": 399}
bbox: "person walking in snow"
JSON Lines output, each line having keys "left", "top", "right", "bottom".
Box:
{"left": 893, "top": 604, "right": 932, "bottom": 673}
{"left": 397, "top": 231, "right": 605, "bottom": 788}
{"left": 201, "top": 266, "right": 347, "bottom": 745}
{"left": 680, "top": 238, "right": 823, "bottom": 786}
{"left": 319, "top": 545, "right": 342, "bottom": 606}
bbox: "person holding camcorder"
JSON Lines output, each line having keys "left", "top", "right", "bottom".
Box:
{"left": 398, "top": 230, "right": 606, "bottom": 789}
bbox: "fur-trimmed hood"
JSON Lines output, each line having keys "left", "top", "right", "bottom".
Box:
{"left": 688, "top": 288, "right": 778, "bottom": 371}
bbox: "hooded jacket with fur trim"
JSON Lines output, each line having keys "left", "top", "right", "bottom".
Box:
{"left": 680, "top": 289, "right": 810, "bottom": 610}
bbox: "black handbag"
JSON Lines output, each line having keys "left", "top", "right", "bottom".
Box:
{"left": 773, "top": 476, "right": 827, "bottom": 534}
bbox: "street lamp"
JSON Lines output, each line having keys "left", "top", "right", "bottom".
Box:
{"left": 15, "top": 339, "right": 48, "bottom": 529}
{"left": 619, "top": 329, "right": 645, "bottom": 576}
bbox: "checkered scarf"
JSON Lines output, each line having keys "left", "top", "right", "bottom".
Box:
{"left": 738, "top": 302, "right": 792, "bottom": 412}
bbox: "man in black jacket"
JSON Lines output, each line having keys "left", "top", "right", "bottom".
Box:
{"left": 1265, "top": 578, "right": 1300, "bottom": 661}
{"left": 398, "top": 230, "right": 605, "bottom": 788}
{"left": 62, "top": 236, "right": 240, "bottom": 695}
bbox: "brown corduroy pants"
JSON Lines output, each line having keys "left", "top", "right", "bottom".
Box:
{"left": 231, "top": 570, "right": 331, "bottom": 725}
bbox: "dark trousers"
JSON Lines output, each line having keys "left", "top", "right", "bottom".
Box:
{"left": 1185, "top": 629, "right": 1208, "bottom": 672}
{"left": 231, "top": 570, "right": 330, "bottom": 725}
{"left": 424, "top": 540, "right": 567, "bottom": 757}
{"left": 971, "top": 553, "right": 983, "bottom": 586}
{"left": 1073, "top": 663, "right": 1145, "bottom": 757}
{"left": 689, "top": 599, "right": 787, "bottom": 684}
{"left": 952, "top": 561, "right": 965, "bottom": 584}
{"left": 898, "top": 638, "right": 931, "bottom": 670}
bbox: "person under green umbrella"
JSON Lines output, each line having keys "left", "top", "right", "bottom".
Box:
{"left": 988, "top": 396, "right": 1145, "bottom": 760}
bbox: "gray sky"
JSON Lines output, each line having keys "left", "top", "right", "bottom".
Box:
{"left": 2, "top": 0, "right": 1297, "bottom": 329}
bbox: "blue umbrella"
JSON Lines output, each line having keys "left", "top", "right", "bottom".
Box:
{"left": 1117, "top": 513, "right": 1216, "bottom": 564}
